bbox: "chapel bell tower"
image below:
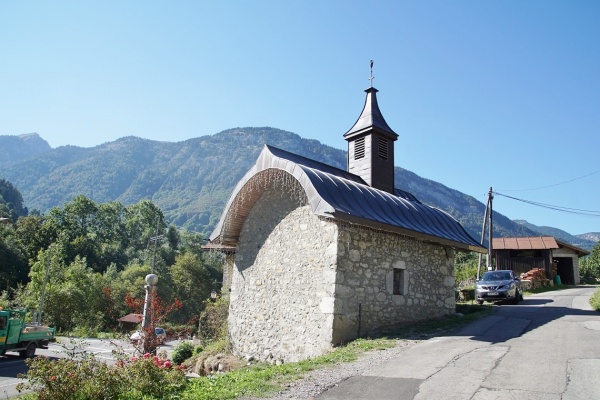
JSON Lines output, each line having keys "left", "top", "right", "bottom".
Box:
{"left": 344, "top": 62, "right": 398, "bottom": 194}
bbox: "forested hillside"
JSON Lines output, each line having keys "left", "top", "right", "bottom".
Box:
{"left": 0, "top": 132, "right": 51, "bottom": 166}
{"left": 0, "top": 127, "right": 576, "bottom": 244}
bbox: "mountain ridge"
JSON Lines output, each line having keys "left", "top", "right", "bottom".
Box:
{"left": 514, "top": 220, "right": 597, "bottom": 250}
{"left": 0, "top": 132, "right": 52, "bottom": 166}
{"left": 1, "top": 128, "right": 597, "bottom": 250}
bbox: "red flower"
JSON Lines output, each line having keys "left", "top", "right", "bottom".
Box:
{"left": 50, "top": 376, "right": 56, "bottom": 381}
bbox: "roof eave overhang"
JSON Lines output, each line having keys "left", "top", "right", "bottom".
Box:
{"left": 555, "top": 239, "right": 591, "bottom": 257}
{"left": 202, "top": 240, "right": 237, "bottom": 254}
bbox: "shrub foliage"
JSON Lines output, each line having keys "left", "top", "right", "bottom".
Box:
{"left": 18, "top": 352, "right": 186, "bottom": 400}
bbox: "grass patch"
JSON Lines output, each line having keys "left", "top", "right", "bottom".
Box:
{"left": 180, "top": 306, "right": 492, "bottom": 399}
{"left": 182, "top": 339, "right": 397, "bottom": 399}
{"left": 524, "top": 284, "right": 575, "bottom": 296}
{"left": 590, "top": 287, "right": 600, "bottom": 311}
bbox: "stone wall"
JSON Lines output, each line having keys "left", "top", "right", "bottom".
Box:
{"left": 332, "top": 223, "right": 455, "bottom": 343}
{"left": 226, "top": 172, "right": 457, "bottom": 362}
{"left": 228, "top": 178, "right": 338, "bottom": 363}
{"left": 222, "top": 254, "right": 235, "bottom": 292}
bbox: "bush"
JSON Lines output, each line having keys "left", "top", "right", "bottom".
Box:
{"left": 590, "top": 288, "right": 600, "bottom": 311}
{"left": 172, "top": 341, "right": 195, "bottom": 365}
{"left": 17, "top": 352, "right": 186, "bottom": 399}
{"left": 454, "top": 252, "right": 480, "bottom": 287}
{"left": 197, "top": 297, "right": 229, "bottom": 343}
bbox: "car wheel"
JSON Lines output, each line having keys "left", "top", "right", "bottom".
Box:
{"left": 512, "top": 291, "right": 520, "bottom": 305}
{"left": 477, "top": 300, "right": 484, "bottom": 305}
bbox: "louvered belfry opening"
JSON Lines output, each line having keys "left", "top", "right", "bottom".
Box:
{"left": 344, "top": 86, "right": 398, "bottom": 194}
{"left": 354, "top": 137, "right": 365, "bottom": 159}
{"left": 378, "top": 138, "right": 388, "bottom": 160}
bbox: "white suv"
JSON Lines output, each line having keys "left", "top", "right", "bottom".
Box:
{"left": 130, "top": 327, "right": 167, "bottom": 345}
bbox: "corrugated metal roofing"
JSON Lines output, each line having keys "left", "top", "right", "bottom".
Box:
{"left": 209, "top": 145, "right": 485, "bottom": 253}
{"left": 492, "top": 236, "right": 559, "bottom": 250}
{"left": 492, "top": 236, "right": 590, "bottom": 256}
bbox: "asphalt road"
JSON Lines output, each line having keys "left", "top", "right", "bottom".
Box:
{"left": 319, "top": 286, "right": 600, "bottom": 400}
{"left": 0, "top": 337, "right": 178, "bottom": 398}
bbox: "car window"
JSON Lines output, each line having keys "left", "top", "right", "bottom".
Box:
{"left": 482, "top": 271, "right": 513, "bottom": 280}
{"left": 482, "top": 272, "right": 496, "bottom": 280}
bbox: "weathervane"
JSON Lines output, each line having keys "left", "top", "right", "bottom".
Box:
{"left": 369, "top": 60, "right": 374, "bottom": 87}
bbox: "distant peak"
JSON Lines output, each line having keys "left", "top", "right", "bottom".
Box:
{"left": 18, "top": 132, "right": 40, "bottom": 139}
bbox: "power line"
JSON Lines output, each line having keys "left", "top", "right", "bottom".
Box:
{"left": 494, "top": 191, "right": 600, "bottom": 217}
{"left": 497, "top": 169, "right": 600, "bottom": 192}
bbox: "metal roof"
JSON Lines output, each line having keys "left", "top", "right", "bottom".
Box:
{"left": 209, "top": 145, "right": 485, "bottom": 253}
{"left": 492, "top": 236, "right": 590, "bottom": 256}
{"left": 492, "top": 236, "right": 559, "bottom": 250}
{"left": 343, "top": 87, "right": 399, "bottom": 141}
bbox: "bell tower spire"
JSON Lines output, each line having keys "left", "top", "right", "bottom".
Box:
{"left": 344, "top": 61, "right": 398, "bottom": 194}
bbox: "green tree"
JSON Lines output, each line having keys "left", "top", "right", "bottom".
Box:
{"left": 454, "top": 252, "right": 481, "bottom": 287}
{"left": 0, "top": 222, "right": 28, "bottom": 290}
{"left": 105, "top": 261, "right": 152, "bottom": 322}
{"left": 169, "top": 252, "right": 212, "bottom": 323}
{"left": 13, "top": 196, "right": 222, "bottom": 333}
{"left": 124, "top": 200, "right": 166, "bottom": 253}
{"left": 15, "top": 215, "right": 57, "bottom": 264}
{"left": 580, "top": 242, "right": 600, "bottom": 281}
{"left": 0, "top": 179, "right": 28, "bottom": 220}
{"left": 51, "top": 195, "right": 98, "bottom": 237}
{"left": 24, "top": 245, "right": 105, "bottom": 332}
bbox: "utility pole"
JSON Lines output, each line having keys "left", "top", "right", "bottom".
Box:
{"left": 477, "top": 199, "right": 489, "bottom": 280}
{"left": 477, "top": 187, "right": 495, "bottom": 277}
{"left": 149, "top": 218, "right": 164, "bottom": 275}
{"left": 38, "top": 246, "right": 52, "bottom": 325}
{"left": 487, "top": 187, "right": 494, "bottom": 271}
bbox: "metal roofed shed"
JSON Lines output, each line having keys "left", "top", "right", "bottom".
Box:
{"left": 209, "top": 144, "right": 485, "bottom": 253}
{"left": 492, "top": 236, "right": 559, "bottom": 250}
{"left": 492, "top": 236, "right": 589, "bottom": 284}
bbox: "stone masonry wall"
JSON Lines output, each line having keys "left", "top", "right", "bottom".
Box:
{"left": 228, "top": 177, "right": 338, "bottom": 363}
{"left": 332, "top": 223, "right": 455, "bottom": 344}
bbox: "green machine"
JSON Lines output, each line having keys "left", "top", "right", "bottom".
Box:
{"left": 0, "top": 308, "right": 56, "bottom": 358}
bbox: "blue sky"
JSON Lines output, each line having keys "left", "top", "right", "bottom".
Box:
{"left": 2, "top": 1, "right": 599, "bottom": 236}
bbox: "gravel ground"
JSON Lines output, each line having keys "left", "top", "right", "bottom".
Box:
{"left": 241, "top": 338, "right": 422, "bottom": 400}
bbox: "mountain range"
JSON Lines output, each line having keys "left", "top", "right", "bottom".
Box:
{"left": 1, "top": 130, "right": 597, "bottom": 250}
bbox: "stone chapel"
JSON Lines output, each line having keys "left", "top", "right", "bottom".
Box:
{"left": 207, "top": 81, "right": 485, "bottom": 362}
